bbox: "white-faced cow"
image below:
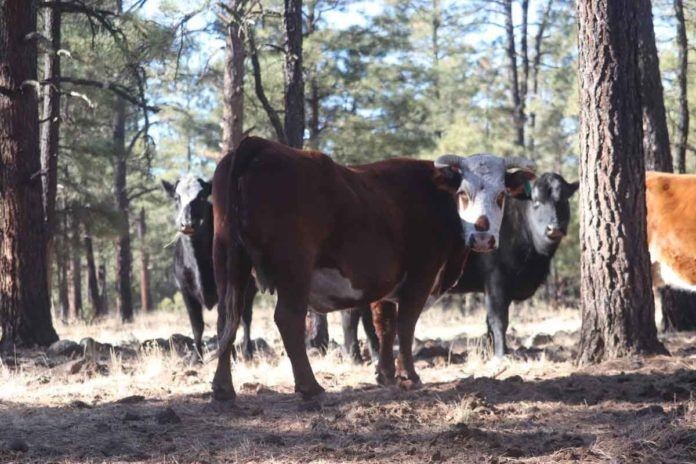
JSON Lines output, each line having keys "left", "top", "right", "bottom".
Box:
{"left": 646, "top": 171, "right": 696, "bottom": 292}
{"left": 162, "top": 175, "right": 256, "bottom": 359}
{"left": 342, "top": 172, "right": 578, "bottom": 360}
{"left": 211, "top": 137, "right": 535, "bottom": 402}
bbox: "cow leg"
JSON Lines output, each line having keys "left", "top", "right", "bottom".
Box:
{"left": 485, "top": 273, "right": 510, "bottom": 358}
{"left": 342, "top": 308, "right": 364, "bottom": 363}
{"left": 240, "top": 279, "right": 256, "bottom": 361}
{"left": 360, "top": 305, "right": 380, "bottom": 363}
{"left": 212, "top": 245, "right": 252, "bottom": 402}
{"left": 182, "top": 292, "right": 204, "bottom": 360}
{"left": 394, "top": 303, "right": 425, "bottom": 387}
{"left": 371, "top": 301, "right": 397, "bottom": 386}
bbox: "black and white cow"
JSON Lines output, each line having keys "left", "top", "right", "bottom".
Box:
{"left": 162, "top": 174, "right": 256, "bottom": 359}
{"left": 342, "top": 172, "right": 578, "bottom": 360}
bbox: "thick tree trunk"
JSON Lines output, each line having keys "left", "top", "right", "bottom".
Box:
{"left": 283, "top": 0, "right": 305, "bottom": 149}
{"left": 576, "top": 0, "right": 666, "bottom": 363}
{"left": 674, "top": 0, "right": 688, "bottom": 173}
{"left": 113, "top": 95, "right": 133, "bottom": 322}
{"left": 306, "top": 2, "right": 321, "bottom": 149}
{"left": 221, "top": 0, "right": 245, "bottom": 155}
{"left": 68, "top": 213, "right": 83, "bottom": 319}
{"left": 0, "top": 0, "right": 59, "bottom": 348}
{"left": 83, "top": 228, "right": 101, "bottom": 317}
{"left": 137, "top": 208, "right": 152, "bottom": 312}
{"left": 503, "top": 0, "right": 524, "bottom": 149}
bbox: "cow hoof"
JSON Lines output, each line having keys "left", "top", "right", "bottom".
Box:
{"left": 376, "top": 371, "right": 397, "bottom": 387}
{"left": 205, "top": 398, "right": 239, "bottom": 413}
{"left": 397, "top": 376, "right": 422, "bottom": 391}
{"left": 211, "top": 386, "right": 237, "bottom": 403}
{"left": 295, "top": 384, "right": 325, "bottom": 400}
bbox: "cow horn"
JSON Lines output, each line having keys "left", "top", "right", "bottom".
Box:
{"left": 505, "top": 156, "right": 536, "bottom": 171}
{"left": 434, "top": 154, "right": 465, "bottom": 168}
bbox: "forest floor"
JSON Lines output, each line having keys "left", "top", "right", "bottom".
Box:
{"left": 1, "top": 301, "right": 695, "bottom": 464}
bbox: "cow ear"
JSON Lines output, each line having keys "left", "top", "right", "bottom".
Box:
{"left": 198, "top": 179, "right": 212, "bottom": 198}
{"left": 565, "top": 180, "right": 579, "bottom": 197}
{"left": 161, "top": 180, "right": 176, "bottom": 198}
{"left": 506, "top": 170, "right": 536, "bottom": 199}
{"left": 433, "top": 166, "right": 462, "bottom": 193}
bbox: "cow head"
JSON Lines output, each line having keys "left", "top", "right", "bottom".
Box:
{"left": 434, "top": 154, "right": 536, "bottom": 252}
{"left": 161, "top": 175, "right": 212, "bottom": 236}
{"left": 522, "top": 173, "right": 579, "bottom": 254}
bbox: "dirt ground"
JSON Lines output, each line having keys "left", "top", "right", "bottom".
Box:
{"left": 1, "top": 303, "right": 695, "bottom": 463}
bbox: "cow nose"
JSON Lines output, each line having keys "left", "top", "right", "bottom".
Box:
{"left": 546, "top": 224, "right": 565, "bottom": 240}
{"left": 180, "top": 223, "right": 195, "bottom": 235}
{"left": 474, "top": 215, "right": 490, "bottom": 232}
{"left": 468, "top": 233, "right": 496, "bottom": 252}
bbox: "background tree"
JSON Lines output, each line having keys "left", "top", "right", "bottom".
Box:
{"left": 0, "top": 0, "right": 59, "bottom": 348}
{"left": 576, "top": 0, "right": 666, "bottom": 363}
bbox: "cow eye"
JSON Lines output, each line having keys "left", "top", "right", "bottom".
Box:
{"left": 496, "top": 192, "right": 505, "bottom": 208}
{"left": 458, "top": 191, "right": 469, "bottom": 210}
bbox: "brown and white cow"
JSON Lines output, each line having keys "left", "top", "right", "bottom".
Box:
{"left": 646, "top": 171, "right": 696, "bottom": 291}
{"left": 210, "top": 136, "right": 535, "bottom": 402}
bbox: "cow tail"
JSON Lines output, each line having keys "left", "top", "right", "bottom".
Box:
{"left": 208, "top": 139, "right": 256, "bottom": 363}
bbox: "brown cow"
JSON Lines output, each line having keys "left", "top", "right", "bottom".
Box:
{"left": 211, "top": 137, "right": 535, "bottom": 402}
{"left": 646, "top": 171, "right": 696, "bottom": 291}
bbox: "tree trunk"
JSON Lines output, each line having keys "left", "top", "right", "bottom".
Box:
{"left": 432, "top": 0, "right": 441, "bottom": 102}
{"left": 137, "top": 208, "right": 152, "bottom": 312}
{"left": 98, "top": 262, "right": 108, "bottom": 317}
{"left": 40, "top": 0, "right": 62, "bottom": 302}
{"left": 576, "top": 0, "right": 666, "bottom": 363}
{"left": 503, "top": 0, "right": 524, "bottom": 149}
{"left": 68, "top": 213, "right": 83, "bottom": 319}
{"left": 221, "top": 0, "right": 245, "bottom": 155}
{"left": 520, "top": 0, "right": 529, "bottom": 109}
{"left": 306, "top": 1, "right": 320, "bottom": 149}
{"left": 0, "top": 0, "right": 59, "bottom": 348}
{"left": 113, "top": 95, "right": 133, "bottom": 323}
{"left": 56, "top": 219, "right": 70, "bottom": 320}
{"left": 528, "top": 0, "right": 553, "bottom": 157}
{"left": 674, "top": 0, "right": 688, "bottom": 173}
{"left": 83, "top": 228, "right": 101, "bottom": 317}
{"left": 661, "top": 289, "right": 696, "bottom": 331}
{"left": 283, "top": 0, "right": 305, "bottom": 149}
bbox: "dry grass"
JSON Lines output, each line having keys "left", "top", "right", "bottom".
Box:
{"left": 1, "top": 301, "right": 695, "bottom": 463}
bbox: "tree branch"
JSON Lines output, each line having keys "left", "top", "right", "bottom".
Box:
{"left": 40, "top": 77, "right": 159, "bottom": 112}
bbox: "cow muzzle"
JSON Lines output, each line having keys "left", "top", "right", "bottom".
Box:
{"left": 546, "top": 225, "right": 565, "bottom": 241}
{"left": 468, "top": 232, "right": 497, "bottom": 253}
{"left": 180, "top": 224, "right": 195, "bottom": 235}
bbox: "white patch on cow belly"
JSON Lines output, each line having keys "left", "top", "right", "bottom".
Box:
{"left": 656, "top": 261, "right": 696, "bottom": 293}
{"left": 308, "top": 268, "right": 364, "bottom": 310}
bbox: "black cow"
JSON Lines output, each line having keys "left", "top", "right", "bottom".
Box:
{"left": 342, "top": 172, "right": 578, "bottom": 359}
{"left": 162, "top": 175, "right": 256, "bottom": 359}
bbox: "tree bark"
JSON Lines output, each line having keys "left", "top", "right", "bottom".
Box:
{"left": 68, "top": 213, "right": 83, "bottom": 319}
{"left": 283, "top": 0, "right": 305, "bottom": 149}
{"left": 0, "top": 0, "right": 59, "bottom": 348}
{"left": 576, "top": 0, "right": 666, "bottom": 363}
{"left": 137, "top": 207, "right": 152, "bottom": 312}
{"left": 83, "top": 227, "right": 101, "bottom": 317}
{"left": 674, "top": 0, "right": 688, "bottom": 173}
{"left": 57, "top": 218, "right": 70, "bottom": 320}
{"left": 528, "top": 0, "right": 553, "bottom": 157}
{"left": 503, "top": 0, "right": 524, "bottom": 149}
{"left": 40, "top": 0, "right": 62, "bottom": 302}
{"left": 113, "top": 94, "right": 133, "bottom": 322}
{"left": 306, "top": 0, "right": 320, "bottom": 149}
{"left": 221, "top": 0, "right": 245, "bottom": 155}
{"left": 97, "top": 261, "right": 108, "bottom": 317}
